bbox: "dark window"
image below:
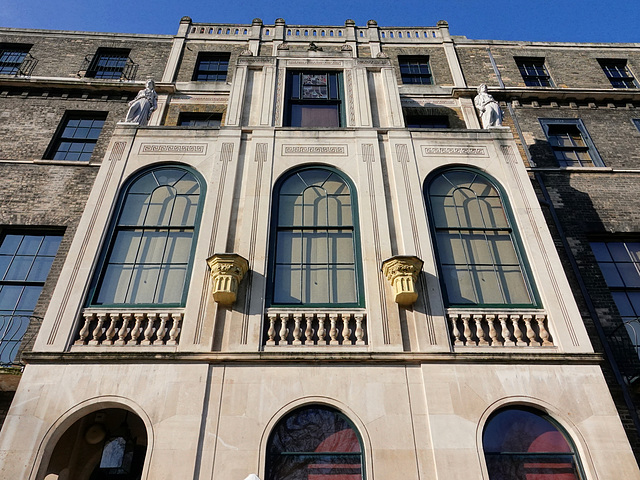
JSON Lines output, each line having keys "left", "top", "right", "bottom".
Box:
{"left": 405, "top": 114, "right": 449, "bottom": 128}
{"left": 591, "top": 241, "right": 640, "bottom": 358}
{"left": 177, "top": 112, "right": 222, "bottom": 127}
{"left": 483, "top": 407, "right": 583, "bottom": 480}
{"left": 540, "top": 119, "right": 603, "bottom": 168}
{"left": 599, "top": 59, "right": 637, "bottom": 88}
{"left": 192, "top": 52, "right": 230, "bottom": 81}
{"left": 47, "top": 112, "right": 107, "bottom": 162}
{"left": 634, "top": 119, "right": 640, "bottom": 133}
{"left": 86, "top": 48, "right": 130, "bottom": 79}
{"left": 426, "top": 169, "right": 537, "bottom": 307}
{"left": 284, "top": 71, "right": 344, "bottom": 127}
{"left": 266, "top": 406, "right": 364, "bottom": 480}
{"left": 516, "top": 57, "right": 552, "bottom": 87}
{"left": 0, "top": 44, "right": 31, "bottom": 75}
{"left": 399, "top": 56, "right": 433, "bottom": 85}
{"left": 268, "top": 167, "right": 363, "bottom": 307}
{"left": 0, "top": 232, "right": 62, "bottom": 364}
{"left": 90, "top": 166, "right": 204, "bottom": 307}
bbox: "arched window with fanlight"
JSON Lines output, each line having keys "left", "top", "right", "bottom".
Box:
{"left": 268, "top": 167, "right": 363, "bottom": 307}
{"left": 266, "top": 405, "right": 365, "bottom": 480}
{"left": 425, "top": 168, "right": 538, "bottom": 307}
{"left": 89, "top": 165, "right": 204, "bottom": 307}
{"left": 483, "top": 406, "right": 584, "bottom": 480}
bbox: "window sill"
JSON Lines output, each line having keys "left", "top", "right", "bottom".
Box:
{"left": 528, "top": 166, "right": 613, "bottom": 172}
{"left": 33, "top": 159, "right": 95, "bottom": 166}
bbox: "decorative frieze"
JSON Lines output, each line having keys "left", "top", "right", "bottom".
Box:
{"left": 139, "top": 143, "right": 208, "bottom": 155}
{"left": 421, "top": 145, "right": 488, "bottom": 157}
{"left": 282, "top": 145, "right": 347, "bottom": 155}
{"left": 207, "top": 253, "right": 250, "bottom": 306}
{"left": 381, "top": 256, "right": 424, "bottom": 306}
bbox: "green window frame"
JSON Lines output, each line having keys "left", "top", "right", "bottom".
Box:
{"left": 267, "top": 166, "right": 364, "bottom": 308}
{"left": 266, "top": 405, "right": 365, "bottom": 480}
{"left": 483, "top": 406, "right": 584, "bottom": 480}
{"left": 426, "top": 168, "right": 538, "bottom": 308}
{"left": 89, "top": 165, "right": 205, "bottom": 308}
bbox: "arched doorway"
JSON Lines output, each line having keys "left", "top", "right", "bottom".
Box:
{"left": 43, "top": 407, "right": 147, "bottom": 480}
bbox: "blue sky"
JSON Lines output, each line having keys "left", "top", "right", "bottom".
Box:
{"left": 2, "top": 0, "right": 638, "bottom": 43}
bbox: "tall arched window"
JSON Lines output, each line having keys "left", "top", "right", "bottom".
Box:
{"left": 90, "top": 165, "right": 204, "bottom": 306}
{"left": 268, "top": 167, "right": 363, "bottom": 307}
{"left": 426, "top": 169, "right": 537, "bottom": 307}
{"left": 483, "top": 406, "right": 584, "bottom": 480}
{"left": 266, "top": 405, "right": 365, "bottom": 480}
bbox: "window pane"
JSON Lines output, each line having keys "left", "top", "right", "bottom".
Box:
{"left": 5, "top": 256, "right": 33, "bottom": 281}
{"left": 96, "top": 264, "right": 133, "bottom": 304}
{"left": 279, "top": 195, "right": 303, "bottom": 226}
{"left": 127, "top": 265, "right": 160, "bottom": 304}
{"left": 273, "top": 264, "right": 302, "bottom": 303}
{"left": 0, "top": 235, "right": 21, "bottom": 255}
{"left": 155, "top": 265, "right": 187, "bottom": 304}
{"left": 276, "top": 230, "right": 302, "bottom": 264}
{"left": 120, "top": 194, "right": 149, "bottom": 225}
{"left": 145, "top": 186, "right": 176, "bottom": 226}
{"left": 109, "top": 230, "right": 143, "bottom": 263}
{"left": 137, "top": 230, "right": 167, "bottom": 264}
{"left": 164, "top": 231, "right": 193, "bottom": 264}
{"left": 26, "top": 256, "right": 55, "bottom": 282}
{"left": 17, "top": 236, "right": 43, "bottom": 255}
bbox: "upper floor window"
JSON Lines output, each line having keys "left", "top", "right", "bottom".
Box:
{"left": 599, "top": 59, "right": 638, "bottom": 88}
{"left": 268, "top": 167, "right": 363, "bottom": 307}
{"left": 284, "top": 71, "right": 344, "bottom": 127}
{"left": 89, "top": 166, "right": 204, "bottom": 307}
{"left": 0, "top": 232, "right": 62, "bottom": 364}
{"left": 398, "top": 56, "right": 433, "bottom": 85}
{"left": 192, "top": 52, "right": 230, "bottom": 81}
{"left": 0, "top": 44, "right": 33, "bottom": 76}
{"left": 426, "top": 169, "right": 537, "bottom": 308}
{"left": 633, "top": 119, "right": 640, "bottom": 133}
{"left": 483, "top": 407, "right": 584, "bottom": 480}
{"left": 539, "top": 119, "right": 604, "bottom": 168}
{"left": 591, "top": 241, "right": 640, "bottom": 358}
{"left": 515, "top": 57, "right": 552, "bottom": 87}
{"left": 86, "top": 48, "right": 132, "bottom": 80}
{"left": 405, "top": 114, "right": 449, "bottom": 128}
{"left": 266, "top": 405, "right": 364, "bottom": 480}
{"left": 177, "top": 112, "right": 222, "bottom": 127}
{"left": 45, "top": 111, "right": 107, "bottom": 162}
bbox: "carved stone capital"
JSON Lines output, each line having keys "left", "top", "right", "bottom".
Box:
{"left": 381, "top": 255, "right": 424, "bottom": 306}
{"left": 206, "top": 253, "right": 250, "bottom": 306}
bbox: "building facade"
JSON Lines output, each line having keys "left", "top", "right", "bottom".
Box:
{"left": 0, "top": 17, "right": 639, "bottom": 480}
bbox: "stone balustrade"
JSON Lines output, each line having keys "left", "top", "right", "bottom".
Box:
{"left": 447, "top": 310, "right": 553, "bottom": 348}
{"left": 265, "top": 311, "right": 367, "bottom": 347}
{"left": 74, "top": 310, "right": 183, "bottom": 347}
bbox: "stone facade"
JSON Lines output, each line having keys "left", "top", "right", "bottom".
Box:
{"left": 0, "top": 17, "right": 639, "bottom": 480}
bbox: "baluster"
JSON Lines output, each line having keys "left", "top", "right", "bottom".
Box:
{"left": 116, "top": 313, "right": 132, "bottom": 346}
{"left": 266, "top": 314, "right": 277, "bottom": 346}
{"left": 487, "top": 314, "right": 501, "bottom": 346}
{"left": 279, "top": 314, "right": 289, "bottom": 345}
{"left": 317, "top": 314, "right": 327, "bottom": 345}
{"left": 75, "top": 312, "right": 94, "bottom": 345}
{"left": 461, "top": 314, "right": 474, "bottom": 346}
{"left": 128, "top": 313, "right": 144, "bottom": 345}
{"left": 523, "top": 315, "right": 537, "bottom": 346}
{"left": 292, "top": 314, "right": 303, "bottom": 345}
{"left": 141, "top": 313, "right": 156, "bottom": 345}
{"left": 89, "top": 314, "right": 107, "bottom": 345}
{"left": 167, "top": 313, "right": 182, "bottom": 345}
{"left": 499, "top": 314, "right": 515, "bottom": 346}
{"left": 329, "top": 314, "right": 339, "bottom": 345}
{"left": 154, "top": 313, "right": 169, "bottom": 345}
{"left": 511, "top": 315, "right": 524, "bottom": 346}
{"left": 474, "top": 315, "right": 489, "bottom": 346}
{"left": 341, "top": 314, "right": 352, "bottom": 345}
{"left": 103, "top": 314, "right": 118, "bottom": 345}
{"left": 355, "top": 314, "right": 365, "bottom": 345}
{"left": 450, "top": 314, "right": 463, "bottom": 346}
{"left": 304, "top": 314, "right": 314, "bottom": 345}
{"left": 536, "top": 314, "right": 553, "bottom": 346}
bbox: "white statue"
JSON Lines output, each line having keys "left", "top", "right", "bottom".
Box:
{"left": 125, "top": 79, "right": 158, "bottom": 126}
{"left": 474, "top": 84, "right": 502, "bottom": 128}
{"left": 243, "top": 475, "right": 261, "bottom": 480}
